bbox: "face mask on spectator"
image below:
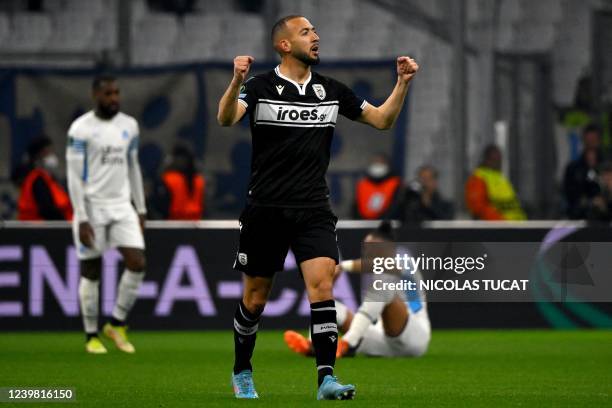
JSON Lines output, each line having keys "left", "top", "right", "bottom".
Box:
{"left": 42, "top": 154, "right": 59, "bottom": 170}
{"left": 367, "top": 163, "right": 389, "bottom": 179}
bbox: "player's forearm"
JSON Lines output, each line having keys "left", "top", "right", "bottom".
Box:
{"left": 217, "top": 77, "right": 242, "bottom": 126}
{"left": 376, "top": 78, "right": 410, "bottom": 130}
{"left": 66, "top": 158, "right": 88, "bottom": 220}
{"left": 340, "top": 259, "right": 362, "bottom": 273}
{"left": 128, "top": 161, "right": 147, "bottom": 214}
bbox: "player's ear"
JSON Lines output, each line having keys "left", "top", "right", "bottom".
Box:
{"left": 278, "top": 38, "right": 291, "bottom": 53}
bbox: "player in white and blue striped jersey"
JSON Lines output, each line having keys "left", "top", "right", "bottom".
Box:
{"left": 66, "top": 74, "right": 147, "bottom": 355}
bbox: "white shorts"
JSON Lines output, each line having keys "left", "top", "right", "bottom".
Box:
{"left": 356, "top": 309, "right": 431, "bottom": 357}
{"left": 72, "top": 202, "right": 145, "bottom": 260}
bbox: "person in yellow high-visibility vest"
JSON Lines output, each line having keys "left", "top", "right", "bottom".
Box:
{"left": 465, "top": 145, "right": 526, "bottom": 220}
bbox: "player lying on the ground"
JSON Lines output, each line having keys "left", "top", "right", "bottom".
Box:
{"left": 284, "top": 222, "right": 431, "bottom": 358}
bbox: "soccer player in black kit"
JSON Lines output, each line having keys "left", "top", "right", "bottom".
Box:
{"left": 218, "top": 15, "right": 418, "bottom": 400}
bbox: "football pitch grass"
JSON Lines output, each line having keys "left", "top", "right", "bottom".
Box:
{"left": 0, "top": 330, "right": 610, "bottom": 407}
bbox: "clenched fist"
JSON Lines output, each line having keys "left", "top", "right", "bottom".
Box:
{"left": 397, "top": 56, "right": 419, "bottom": 83}
{"left": 234, "top": 55, "right": 254, "bottom": 83}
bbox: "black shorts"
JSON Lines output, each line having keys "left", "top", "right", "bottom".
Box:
{"left": 233, "top": 204, "right": 339, "bottom": 277}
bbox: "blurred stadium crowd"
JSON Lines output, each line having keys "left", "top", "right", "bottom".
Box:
{"left": 1, "top": 0, "right": 611, "bottom": 223}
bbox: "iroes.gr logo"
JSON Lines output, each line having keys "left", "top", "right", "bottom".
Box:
{"left": 276, "top": 106, "right": 327, "bottom": 122}
{"left": 255, "top": 100, "right": 339, "bottom": 128}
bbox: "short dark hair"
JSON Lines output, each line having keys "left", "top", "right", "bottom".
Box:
{"left": 92, "top": 74, "right": 117, "bottom": 90}
{"left": 583, "top": 123, "right": 602, "bottom": 136}
{"left": 27, "top": 136, "right": 52, "bottom": 160}
{"left": 370, "top": 152, "right": 390, "bottom": 163}
{"left": 417, "top": 164, "right": 438, "bottom": 179}
{"left": 482, "top": 144, "right": 500, "bottom": 160}
{"left": 271, "top": 14, "right": 303, "bottom": 43}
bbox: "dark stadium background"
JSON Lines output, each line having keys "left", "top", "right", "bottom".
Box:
{"left": 1, "top": 0, "right": 611, "bottom": 331}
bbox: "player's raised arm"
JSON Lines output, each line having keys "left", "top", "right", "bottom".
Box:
{"left": 358, "top": 56, "right": 419, "bottom": 130}
{"left": 217, "top": 55, "right": 254, "bottom": 126}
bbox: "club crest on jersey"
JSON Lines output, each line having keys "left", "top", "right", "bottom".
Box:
{"left": 276, "top": 85, "right": 284, "bottom": 95}
{"left": 312, "top": 84, "right": 326, "bottom": 100}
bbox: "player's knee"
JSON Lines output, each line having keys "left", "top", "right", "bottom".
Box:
{"left": 242, "top": 295, "right": 266, "bottom": 315}
{"left": 307, "top": 278, "right": 334, "bottom": 300}
{"left": 80, "top": 258, "right": 102, "bottom": 280}
{"left": 126, "top": 253, "right": 146, "bottom": 272}
{"left": 404, "top": 327, "right": 431, "bottom": 357}
{"left": 406, "top": 339, "right": 429, "bottom": 357}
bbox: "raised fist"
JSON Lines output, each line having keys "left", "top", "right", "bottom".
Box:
{"left": 397, "top": 56, "right": 419, "bottom": 83}
{"left": 234, "top": 55, "right": 254, "bottom": 83}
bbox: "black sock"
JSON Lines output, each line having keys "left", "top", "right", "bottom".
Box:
{"left": 85, "top": 332, "right": 98, "bottom": 341}
{"left": 110, "top": 317, "right": 125, "bottom": 327}
{"left": 310, "top": 300, "right": 338, "bottom": 386}
{"left": 233, "top": 300, "right": 262, "bottom": 375}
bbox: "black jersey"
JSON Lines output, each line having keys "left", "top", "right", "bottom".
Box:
{"left": 238, "top": 66, "right": 367, "bottom": 208}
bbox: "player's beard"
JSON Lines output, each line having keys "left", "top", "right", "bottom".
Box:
{"left": 294, "top": 48, "right": 320, "bottom": 66}
{"left": 96, "top": 103, "right": 119, "bottom": 119}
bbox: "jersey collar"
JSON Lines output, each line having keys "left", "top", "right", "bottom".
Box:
{"left": 274, "top": 65, "right": 312, "bottom": 96}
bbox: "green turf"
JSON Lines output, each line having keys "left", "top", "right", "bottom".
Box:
{"left": 0, "top": 330, "right": 610, "bottom": 407}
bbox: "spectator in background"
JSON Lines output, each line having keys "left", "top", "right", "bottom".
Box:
{"left": 353, "top": 153, "right": 402, "bottom": 220}
{"left": 465, "top": 144, "right": 526, "bottom": 221}
{"left": 156, "top": 144, "right": 205, "bottom": 220}
{"left": 403, "top": 165, "right": 454, "bottom": 223}
{"left": 563, "top": 124, "right": 604, "bottom": 219}
{"left": 15, "top": 136, "right": 73, "bottom": 221}
{"left": 586, "top": 161, "right": 612, "bottom": 224}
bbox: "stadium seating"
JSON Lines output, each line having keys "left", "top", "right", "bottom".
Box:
{"left": 194, "top": 0, "right": 235, "bottom": 14}
{"left": 131, "top": 13, "right": 179, "bottom": 65}
{"left": 64, "top": 0, "right": 107, "bottom": 19}
{"left": 47, "top": 12, "right": 96, "bottom": 52}
{"left": 173, "top": 14, "right": 224, "bottom": 62}
{"left": 90, "top": 16, "right": 118, "bottom": 51}
{"left": 0, "top": 13, "right": 9, "bottom": 46}
{"left": 552, "top": 0, "right": 593, "bottom": 105}
{"left": 2, "top": 13, "right": 52, "bottom": 52}
{"left": 214, "top": 13, "right": 266, "bottom": 61}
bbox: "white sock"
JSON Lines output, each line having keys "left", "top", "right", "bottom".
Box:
{"left": 79, "top": 277, "right": 99, "bottom": 334}
{"left": 112, "top": 269, "right": 144, "bottom": 322}
{"left": 343, "top": 300, "right": 387, "bottom": 347}
{"left": 343, "top": 272, "right": 403, "bottom": 347}
{"left": 335, "top": 300, "right": 348, "bottom": 327}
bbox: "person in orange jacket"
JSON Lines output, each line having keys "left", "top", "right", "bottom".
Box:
{"left": 465, "top": 144, "right": 526, "bottom": 221}
{"left": 353, "top": 153, "right": 402, "bottom": 220}
{"left": 157, "top": 144, "right": 205, "bottom": 220}
{"left": 16, "top": 136, "right": 73, "bottom": 220}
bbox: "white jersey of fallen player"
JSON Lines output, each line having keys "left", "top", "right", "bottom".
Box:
{"left": 396, "top": 245, "right": 427, "bottom": 314}
{"left": 66, "top": 110, "right": 144, "bottom": 218}
{"left": 350, "top": 245, "right": 430, "bottom": 357}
